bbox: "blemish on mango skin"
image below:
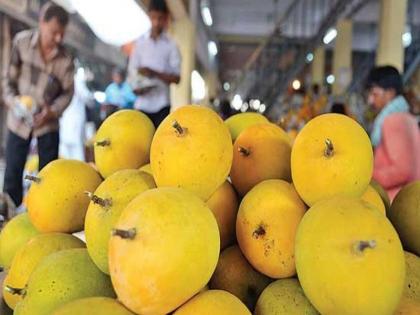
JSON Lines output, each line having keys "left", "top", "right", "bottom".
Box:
{"left": 253, "top": 223, "right": 266, "bottom": 239}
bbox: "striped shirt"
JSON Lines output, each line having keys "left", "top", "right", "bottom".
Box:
{"left": 2, "top": 29, "right": 74, "bottom": 139}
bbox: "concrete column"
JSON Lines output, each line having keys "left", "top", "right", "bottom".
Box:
{"left": 332, "top": 19, "right": 352, "bottom": 95}
{"left": 312, "top": 46, "right": 325, "bottom": 86}
{"left": 168, "top": 17, "right": 196, "bottom": 110}
{"left": 376, "top": 0, "right": 407, "bottom": 72}
{"left": 166, "top": 0, "right": 196, "bottom": 110}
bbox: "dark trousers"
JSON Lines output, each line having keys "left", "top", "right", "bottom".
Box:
{"left": 3, "top": 130, "right": 59, "bottom": 206}
{"left": 144, "top": 106, "right": 170, "bottom": 128}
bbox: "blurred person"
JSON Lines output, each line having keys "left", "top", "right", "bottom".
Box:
{"left": 219, "top": 99, "right": 232, "bottom": 120}
{"left": 366, "top": 65, "right": 420, "bottom": 199}
{"left": 103, "top": 67, "right": 136, "bottom": 117}
{"left": 1, "top": 2, "right": 74, "bottom": 212}
{"left": 59, "top": 67, "right": 94, "bottom": 161}
{"left": 330, "top": 103, "right": 347, "bottom": 115}
{"left": 106, "top": 67, "right": 136, "bottom": 109}
{"left": 128, "top": 0, "right": 181, "bottom": 127}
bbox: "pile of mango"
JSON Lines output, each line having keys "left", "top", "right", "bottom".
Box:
{"left": 0, "top": 105, "right": 419, "bottom": 315}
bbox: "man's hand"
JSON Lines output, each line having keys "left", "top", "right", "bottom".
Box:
{"left": 138, "top": 67, "right": 180, "bottom": 84}
{"left": 33, "top": 106, "right": 56, "bottom": 128}
{"left": 139, "top": 67, "right": 156, "bottom": 78}
{"left": 133, "top": 86, "right": 156, "bottom": 95}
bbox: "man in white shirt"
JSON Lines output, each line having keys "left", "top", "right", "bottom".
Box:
{"left": 128, "top": 0, "right": 181, "bottom": 127}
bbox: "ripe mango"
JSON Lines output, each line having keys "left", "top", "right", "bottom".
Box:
{"left": 236, "top": 180, "right": 306, "bottom": 278}
{"left": 0, "top": 213, "right": 38, "bottom": 270}
{"left": 209, "top": 245, "right": 272, "bottom": 311}
{"left": 206, "top": 181, "right": 239, "bottom": 249}
{"left": 109, "top": 187, "right": 220, "bottom": 315}
{"left": 3, "top": 233, "right": 85, "bottom": 309}
{"left": 85, "top": 169, "right": 155, "bottom": 274}
{"left": 361, "top": 184, "right": 386, "bottom": 214}
{"left": 291, "top": 114, "right": 373, "bottom": 206}
{"left": 94, "top": 110, "right": 155, "bottom": 178}
{"left": 296, "top": 197, "right": 405, "bottom": 315}
{"left": 13, "top": 248, "right": 115, "bottom": 315}
{"left": 26, "top": 159, "right": 102, "bottom": 233}
{"left": 51, "top": 297, "right": 134, "bottom": 315}
{"left": 230, "top": 123, "right": 292, "bottom": 196}
{"left": 174, "top": 290, "right": 251, "bottom": 315}
{"left": 151, "top": 105, "right": 232, "bottom": 200}
{"left": 254, "top": 279, "right": 319, "bottom": 315}
{"left": 224, "top": 112, "right": 269, "bottom": 141}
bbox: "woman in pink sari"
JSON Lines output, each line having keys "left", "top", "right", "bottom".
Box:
{"left": 366, "top": 66, "right": 420, "bottom": 200}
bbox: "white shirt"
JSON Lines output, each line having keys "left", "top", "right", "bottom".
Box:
{"left": 128, "top": 31, "right": 181, "bottom": 113}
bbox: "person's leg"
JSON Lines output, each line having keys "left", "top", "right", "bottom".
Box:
{"left": 37, "top": 131, "right": 59, "bottom": 171}
{"left": 3, "top": 131, "right": 31, "bottom": 206}
{"left": 146, "top": 106, "right": 171, "bottom": 128}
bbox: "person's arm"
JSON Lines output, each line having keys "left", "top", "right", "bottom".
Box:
{"left": 373, "top": 115, "right": 417, "bottom": 189}
{"left": 2, "top": 35, "right": 22, "bottom": 108}
{"left": 138, "top": 41, "right": 181, "bottom": 84}
{"left": 139, "top": 67, "right": 180, "bottom": 84}
{"left": 34, "top": 59, "right": 74, "bottom": 127}
{"left": 49, "top": 59, "right": 75, "bottom": 117}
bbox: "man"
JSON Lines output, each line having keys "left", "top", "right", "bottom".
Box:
{"left": 366, "top": 66, "right": 420, "bottom": 199}
{"left": 128, "top": 0, "right": 181, "bottom": 127}
{"left": 1, "top": 2, "right": 74, "bottom": 212}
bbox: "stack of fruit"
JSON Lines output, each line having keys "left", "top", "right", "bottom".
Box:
{"left": 0, "top": 105, "right": 419, "bottom": 315}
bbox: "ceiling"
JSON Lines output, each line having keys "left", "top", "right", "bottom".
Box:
{"left": 208, "top": 0, "right": 420, "bottom": 90}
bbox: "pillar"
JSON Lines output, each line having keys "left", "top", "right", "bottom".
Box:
{"left": 332, "top": 19, "right": 352, "bottom": 95}
{"left": 312, "top": 46, "right": 325, "bottom": 86}
{"left": 376, "top": 0, "right": 407, "bottom": 72}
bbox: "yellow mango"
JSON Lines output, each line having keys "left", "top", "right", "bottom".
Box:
{"left": 296, "top": 197, "right": 405, "bottom": 315}
{"left": 13, "top": 249, "right": 115, "bottom": 315}
{"left": 254, "top": 279, "right": 319, "bottom": 315}
{"left": 361, "top": 184, "right": 386, "bottom": 214}
{"left": 26, "top": 159, "right": 102, "bottom": 233}
{"left": 85, "top": 169, "right": 155, "bottom": 274}
{"left": 394, "top": 298, "right": 420, "bottom": 315}
{"left": 291, "top": 113, "right": 373, "bottom": 206}
{"left": 174, "top": 290, "right": 251, "bottom": 315}
{"left": 206, "top": 181, "right": 239, "bottom": 249}
{"left": 139, "top": 163, "right": 153, "bottom": 177}
{"left": 236, "top": 180, "right": 306, "bottom": 278}
{"left": 94, "top": 110, "right": 155, "bottom": 178}
{"left": 151, "top": 105, "right": 232, "bottom": 200}
{"left": 3, "top": 233, "right": 85, "bottom": 309}
{"left": 51, "top": 297, "right": 134, "bottom": 315}
{"left": 209, "top": 245, "right": 272, "bottom": 311}
{"left": 230, "top": 123, "right": 292, "bottom": 196}
{"left": 0, "top": 213, "right": 38, "bottom": 270}
{"left": 224, "top": 112, "right": 269, "bottom": 141}
{"left": 109, "top": 187, "right": 220, "bottom": 315}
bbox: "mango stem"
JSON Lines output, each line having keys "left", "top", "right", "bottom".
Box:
{"left": 24, "top": 175, "right": 41, "bottom": 183}
{"left": 4, "top": 286, "right": 26, "bottom": 296}
{"left": 95, "top": 139, "right": 110, "bottom": 147}
{"left": 85, "top": 191, "right": 112, "bottom": 208}
{"left": 238, "top": 146, "right": 251, "bottom": 156}
{"left": 112, "top": 228, "right": 137, "bottom": 240}
{"left": 172, "top": 120, "right": 187, "bottom": 136}
{"left": 324, "top": 138, "right": 334, "bottom": 157}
